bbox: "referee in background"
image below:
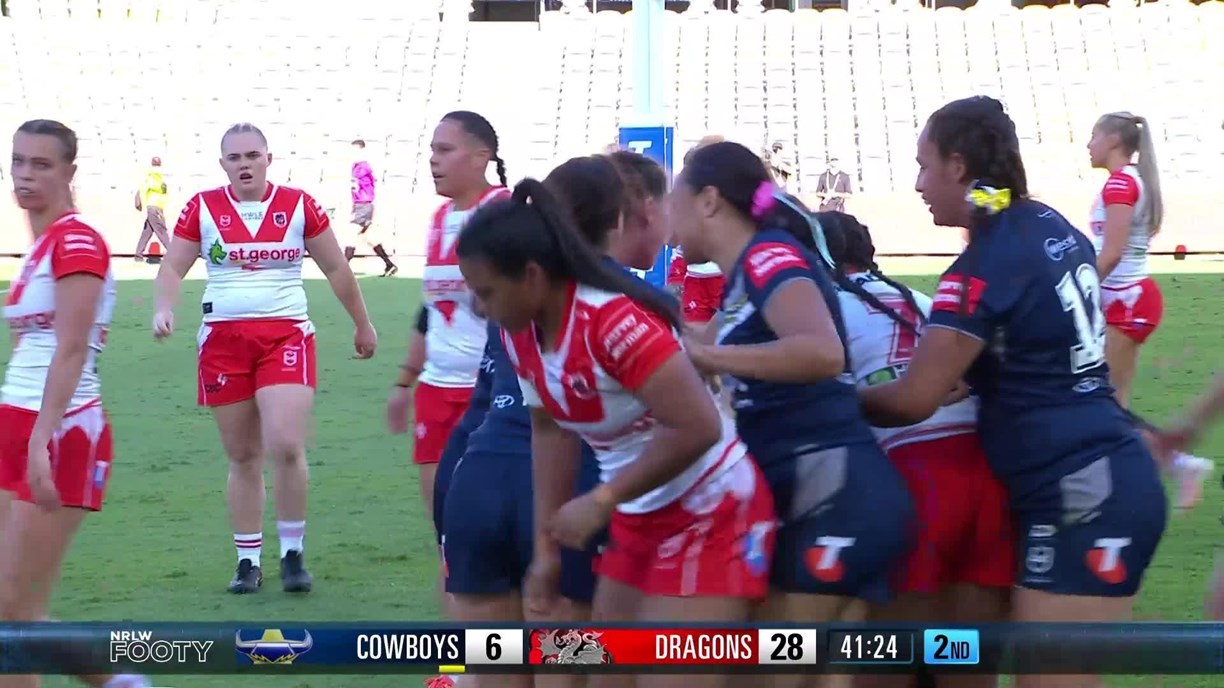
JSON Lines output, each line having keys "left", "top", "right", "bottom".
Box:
{"left": 133, "top": 156, "right": 170, "bottom": 262}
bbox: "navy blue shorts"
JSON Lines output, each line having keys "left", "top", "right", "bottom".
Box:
{"left": 760, "top": 442, "right": 914, "bottom": 601}
{"left": 442, "top": 450, "right": 598, "bottom": 603}
{"left": 1014, "top": 439, "right": 1167, "bottom": 597}
{"left": 432, "top": 419, "right": 476, "bottom": 546}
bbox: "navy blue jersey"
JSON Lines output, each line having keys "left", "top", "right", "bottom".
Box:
{"left": 927, "top": 200, "right": 1138, "bottom": 503}
{"left": 464, "top": 322, "right": 533, "bottom": 455}
{"left": 717, "top": 228, "right": 876, "bottom": 462}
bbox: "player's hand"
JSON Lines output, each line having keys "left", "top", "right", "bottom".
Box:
{"left": 24, "top": 437, "right": 61, "bottom": 511}
{"left": 354, "top": 321, "right": 377, "bottom": 359}
{"left": 386, "top": 385, "right": 414, "bottom": 435}
{"left": 152, "top": 309, "right": 175, "bottom": 340}
{"left": 682, "top": 337, "right": 720, "bottom": 377}
{"left": 1153, "top": 421, "right": 1197, "bottom": 467}
{"left": 523, "top": 549, "right": 562, "bottom": 618}
{"left": 549, "top": 491, "right": 613, "bottom": 551}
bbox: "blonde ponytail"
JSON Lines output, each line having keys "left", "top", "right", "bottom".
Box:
{"left": 1132, "top": 116, "right": 1163, "bottom": 236}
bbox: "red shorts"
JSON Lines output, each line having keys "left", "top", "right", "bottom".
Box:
{"left": 597, "top": 458, "right": 775, "bottom": 599}
{"left": 412, "top": 382, "right": 474, "bottom": 465}
{"left": 887, "top": 433, "right": 1014, "bottom": 594}
{"left": 196, "top": 319, "right": 317, "bottom": 407}
{"left": 1102, "top": 277, "right": 1163, "bottom": 344}
{"left": 682, "top": 274, "right": 725, "bottom": 324}
{"left": 0, "top": 403, "right": 113, "bottom": 511}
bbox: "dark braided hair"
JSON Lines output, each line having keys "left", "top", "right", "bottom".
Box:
{"left": 924, "top": 96, "right": 1029, "bottom": 316}
{"left": 456, "top": 179, "right": 680, "bottom": 331}
{"left": 441, "top": 110, "right": 508, "bottom": 187}
{"left": 818, "top": 211, "right": 925, "bottom": 335}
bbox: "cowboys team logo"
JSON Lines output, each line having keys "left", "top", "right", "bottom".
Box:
{"left": 273, "top": 211, "right": 288, "bottom": 228}
{"left": 532, "top": 629, "right": 612, "bottom": 665}
{"left": 234, "top": 629, "right": 314, "bottom": 665}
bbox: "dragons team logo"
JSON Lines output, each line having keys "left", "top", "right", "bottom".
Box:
{"left": 531, "top": 629, "right": 612, "bottom": 665}
{"left": 208, "top": 240, "right": 226, "bottom": 266}
{"left": 234, "top": 629, "right": 314, "bottom": 665}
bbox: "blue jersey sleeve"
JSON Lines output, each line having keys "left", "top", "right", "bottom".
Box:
{"left": 927, "top": 230, "right": 1029, "bottom": 340}
{"left": 740, "top": 235, "right": 816, "bottom": 311}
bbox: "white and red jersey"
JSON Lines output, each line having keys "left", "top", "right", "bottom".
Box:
{"left": 1089, "top": 164, "right": 1151, "bottom": 287}
{"left": 666, "top": 248, "right": 722, "bottom": 282}
{"left": 2, "top": 214, "right": 116, "bottom": 411}
{"left": 837, "top": 273, "right": 977, "bottom": 452}
{"left": 420, "top": 186, "right": 510, "bottom": 388}
{"left": 503, "top": 283, "right": 746, "bottom": 514}
{"left": 174, "top": 183, "right": 329, "bottom": 323}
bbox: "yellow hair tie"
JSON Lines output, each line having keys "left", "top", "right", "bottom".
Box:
{"left": 966, "top": 186, "right": 1012, "bottom": 215}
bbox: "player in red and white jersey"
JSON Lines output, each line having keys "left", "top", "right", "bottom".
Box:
{"left": 1, "top": 120, "right": 149, "bottom": 688}
{"left": 153, "top": 123, "right": 377, "bottom": 596}
{"left": 1086, "top": 112, "right": 1212, "bottom": 508}
{"left": 673, "top": 138, "right": 727, "bottom": 325}
{"left": 823, "top": 212, "right": 1010, "bottom": 687}
{"left": 455, "top": 178, "right": 774, "bottom": 649}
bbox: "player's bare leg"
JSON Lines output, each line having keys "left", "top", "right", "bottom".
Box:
{"left": 0, "top": 501, "right": 87, "bottom": 688}
{"left": 255, "top": 384, "right": 315, "bottom": 593}
{"left": 528, "top": 596, "right": 592, "bottom": 688}
{"left": 588, "top": 578, "right": 642, "bottom": 688}
{"left": 936, "top": 585, "right": 1008, "bottom": 688}
{"left": 756, "top": 592, "right": 855, "bottom": 688}
{"left": 449, "top": 592, "right": 531, "bottom": 688}
{"left": 1012, "top": 588, "right": 1132, "bottom": 688}
{"left": 638, "top": 595, "right": 752, "bottom": 688}
{"left": 418, "top": 462, "right": 450, "bottom": 615}
{"left": 213, "top": 399, "right": 266, "bottom": 593}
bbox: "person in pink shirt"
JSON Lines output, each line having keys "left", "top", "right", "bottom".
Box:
{"left": 345, "top": 139, "right": 397, "bottom": 276}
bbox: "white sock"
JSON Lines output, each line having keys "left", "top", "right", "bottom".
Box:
{"left": 234, "top": 532, "right": 262, "bottom": 568}
{"left": 278, "top": 520, "right": 306, "bottom": 558}
{"left": 103, "top": 675, "right": 150, "bottom": 688}
{"left": 1173, "top": 452, "right": 1211, "bottom": 472}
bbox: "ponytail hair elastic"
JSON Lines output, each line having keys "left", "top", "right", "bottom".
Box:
{"left": 751, "top": 181, "right": 779, "bottom": 220}
{"left": 966, "top": 182, "right": 1012, "bottom": 215}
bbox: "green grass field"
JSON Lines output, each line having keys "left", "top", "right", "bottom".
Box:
{"left": 2, "top": 272, "right": 1221, "bottom": 687}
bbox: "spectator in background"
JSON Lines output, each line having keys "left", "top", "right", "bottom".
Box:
{"left": 767, "top": 139, "right": 794, "bottom": 192}
{"left": 816, "top": 156, "right": 853, "bottom": 212}
{"left": 133, "top": 156, "right": 170, "bottom": 262}
{"left": 348, "top": 139, "right": 397, "bottom": 276}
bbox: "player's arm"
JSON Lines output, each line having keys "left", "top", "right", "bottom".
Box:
{"left": 859, "top": 270, "right": 1000, "bottom": 426}
{"left": 1096, "top": 173, "right": 1140, "bottom": 279}
{"left": 694, "top": 246, "right": 844, "bottom": 382}
{"left": 134, "top": 188, "right": 142, "bottom": 211}
{"left": 303, "top": 195, "right": 373, "bottom": 330}
{"left": 396, "top": 306, "right": 428, "bottom": 387}
{"left": 592, "top": 304, "right": 722, "bottom": 506}
{"left": 33, "top": 236, "right": 108, "bottom": 444}
{"left": 529, "top": 406, "right": 583, "bottom": 557}
{"left": 154, "top": 196, "right": 202, "bottom": 313}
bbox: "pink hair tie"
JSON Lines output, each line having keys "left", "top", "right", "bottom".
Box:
{"left": 751, "top": 181, "right": 778, "bottom": 220}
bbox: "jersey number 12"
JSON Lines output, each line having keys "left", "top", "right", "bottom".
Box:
{"left": 1055, "top": 264, "right": 1106, "bottom": 373}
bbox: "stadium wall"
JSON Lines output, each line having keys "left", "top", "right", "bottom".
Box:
{"left": 0, "top": 2, "right": 1220, "bottom": 256}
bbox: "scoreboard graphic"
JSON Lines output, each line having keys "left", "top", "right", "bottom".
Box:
{"left": 0, "top": 623, "right": 1219, "bottom": 675}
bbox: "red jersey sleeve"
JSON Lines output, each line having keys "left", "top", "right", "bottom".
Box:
{"left": 590, "top": 296, "right": 681, "bottom": 392}
{"left": 666, "top": 251, "right": 687, "bottom": 286}
{"left": 174, "top": 194, "right": 203, "bottom": 241}
{"left": 50, "top": 223, "right": 110, "bottom": 279}
{"left": 302, "top": 192, "right": 331, "bottom": 239}
{"left": 1101, "top": 170, "right": 1140, "bottom": 207}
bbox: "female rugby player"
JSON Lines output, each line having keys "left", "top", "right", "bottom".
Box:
{"left": 1086, "top": 112, "right": 1212, "bottom": 507}
{"left": 821, "top": 212, "right": 1010, "bottom": 688}
{"left": 437, "top": 153, "right": 668, "bottom": 688}
{"left": 1, "top": 119, "right": 149, "bottom": 688}
{"left": 669, "top": 142, "right": 912, "bottom": 688}
{"left": 153, "top": 122, "right": 377, "bottom": 594}
{"left": 860, "top": 96, "right": 1167, "bottom": 688}
{"left": 456, "top": 179, "right": 774, "bottom": 688}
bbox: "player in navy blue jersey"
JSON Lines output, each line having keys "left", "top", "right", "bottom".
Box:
{"left": 858, "top": 96, "right": 1167, "bottom": 688}
{"left": 668, "top": 141, "right": 914, "bottom": 638}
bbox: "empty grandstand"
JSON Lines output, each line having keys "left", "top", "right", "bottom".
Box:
{"left": 1, "top": 0, "right": 1220, "bottom": 256}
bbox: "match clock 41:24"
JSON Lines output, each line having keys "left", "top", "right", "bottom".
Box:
{"left": 826, "top": 630, "right": 915, "bottom": 665}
